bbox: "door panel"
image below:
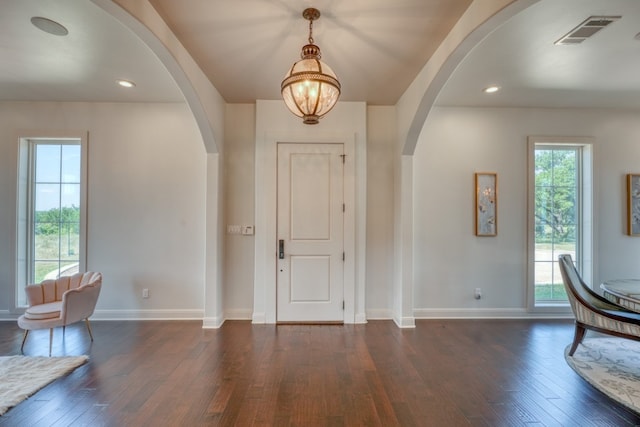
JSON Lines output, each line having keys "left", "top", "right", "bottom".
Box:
{"left": 277, "top": 143, "right": 344, "bottom": 322}
{"left": 290, "top": 153, "right": 331, "bottom": 239}
{"left": 290, "top": 256, "right": 330, "bottom": 301}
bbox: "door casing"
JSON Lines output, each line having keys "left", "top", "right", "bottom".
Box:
{"left": 253, "top": 131, "right": 361, "bottom": 324}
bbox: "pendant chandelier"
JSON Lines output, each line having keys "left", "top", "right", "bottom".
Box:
{"left": 281, "top": 8, "right": 341, "bottom": 125}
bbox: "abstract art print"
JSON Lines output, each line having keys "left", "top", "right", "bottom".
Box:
{"left": 628, "top": 174, "right": 640, "bottom": 236}
{"left": 475, "top": 172, "right": 497, "bottom": 236}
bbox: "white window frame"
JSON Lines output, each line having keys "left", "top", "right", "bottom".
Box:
{"left": 15, "top": 132, "right": 88, "bottom": 309}
{"left": 527, "top": 136, "right": 594, "bottom": 312}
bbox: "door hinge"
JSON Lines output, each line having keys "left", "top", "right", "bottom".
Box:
{"left": 343, "top": 300, "right": 345, "bottom": 310}
{"left": 342, "top": 252, "right": 345, "bottom": 261}
{"left": 342, "top": 203, "right": 345, "bottom": 212}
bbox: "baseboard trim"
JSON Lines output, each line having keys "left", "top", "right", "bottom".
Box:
{"left": 0, "top": 310, "right": 16, "bottom": 321}
{"left": 91, "top": 309, "right": 204, "bottom": 321}
{"left": 0, "top": 308, "right": 574, "bottom": 324}
{"left": 202, "top": 316, "right": 225, "bottom": 329}
{"left": 394, "top": 315, "right": 416, "bottom": 328}
{"left": 354, "top": 312, "right": 368, "bottom": 324}
{"left": 414, "top": 308, "right": 574, "bottom": 319}
{"left": 224, "top": 309, "right": 253, "bottom": 320}
{"left": 0, "top": 309, "right": 207, "bottom": 322}
{"left": 365, "top": 309, "right": 393, "bottom": 320}
{"left": 252, "top": 311, "right": 266, "bottom": 324}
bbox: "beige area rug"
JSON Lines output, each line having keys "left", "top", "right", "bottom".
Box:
{"left": 565, "top": 337, "right": 640, "bottom": 414}
{"left": 0, "top": 355, "right": 88, "bottom": 416}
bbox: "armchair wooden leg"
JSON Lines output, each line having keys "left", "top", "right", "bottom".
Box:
{"left": 85, "top": 318, "right": 94, "bottom": 342}
{"left": 49, "top": 328, "right": 53, "bottom": 357}
{"left": 568, "top": 323, "right": 586, "bottom": 356}
{"left": 20, "top": 330, "right": 29, "bottom": 353}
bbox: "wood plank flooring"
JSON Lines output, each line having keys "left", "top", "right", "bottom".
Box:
{"left": 0, "top": 319, "right": 638, "bottom": 426}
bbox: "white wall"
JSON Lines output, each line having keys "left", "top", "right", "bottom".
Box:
{"left": 7, "top": 102, "right": 637, "bottom": 323}
{"left": 366, "top": 107, "right": 397, "bottom": 318}
{"left": 223, "top": 104, "right": 256, "bottom": 319}
{"left": 219, "top": 103, "right": 398, "bottom": 322}
{"left": 0, "top": 102, "right": 207, "bottom": 319}
{"left": 0, "top": 100, "right": 399, "bottom": 323}
{"left": 413, "top": 106, "right": 640, "bottom": 317}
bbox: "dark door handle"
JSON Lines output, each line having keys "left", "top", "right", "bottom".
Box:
{"left": 279, "top": 240, "right": 285, "bottom": 259}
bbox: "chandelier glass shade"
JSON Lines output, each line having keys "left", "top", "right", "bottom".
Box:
{"left": 281, "top": 8, "right": 341, "bottom": 125}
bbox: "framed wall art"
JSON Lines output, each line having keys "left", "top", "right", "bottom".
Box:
{"left": 475, "top": 172, "right": 497, "bottom": 236}
{"left": 627, "top": 173, "right": 640, "bottom": 236}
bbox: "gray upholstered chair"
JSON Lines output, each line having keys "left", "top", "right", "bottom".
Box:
{"left": 17, "top": 271, "right": 102, "bottom": 356}
{"left": 558, "top": 254, "right": 640, "bottom": 356}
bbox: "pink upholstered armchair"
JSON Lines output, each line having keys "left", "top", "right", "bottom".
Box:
{"left": 18, "top": 271, "right": 102, "bottom": 356}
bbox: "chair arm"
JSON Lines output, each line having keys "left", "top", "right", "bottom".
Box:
{"left": 61, "top": 282, "right": 102, "bottom": 325}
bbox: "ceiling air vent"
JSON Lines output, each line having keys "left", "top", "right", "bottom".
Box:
{"left": 555, "top": 16, "right": 621, "bottom": 45}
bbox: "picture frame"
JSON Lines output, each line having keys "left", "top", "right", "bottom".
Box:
{"left": 475, "top": 172, "right": 497, "bottom": 236}
{"left": 627, "top": 174, "right": 640, "bottom": 236}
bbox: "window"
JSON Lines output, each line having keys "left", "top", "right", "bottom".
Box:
{"left": 16, "top": 136, "right": 87, "bottom": 307}
{"left": 527, "top": 137, "right": 593, "bottom": 309}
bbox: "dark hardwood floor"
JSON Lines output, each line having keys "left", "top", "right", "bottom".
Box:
{"left": 0, "top": 319, "right": 638, "bottom": 426}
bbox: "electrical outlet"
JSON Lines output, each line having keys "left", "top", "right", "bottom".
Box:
{"left": 474, "top": 288, "right": 482, "bottom": 300}
{"left": 142, "top": 288, "right": 149, "bottom": 299}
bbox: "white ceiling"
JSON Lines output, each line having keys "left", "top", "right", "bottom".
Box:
{"left": 437, "top": 0, "right": 640, "bottom": 109}
{"left": 1, "top": 0, "right": 640, "bottom": 109}
{"left": 0, "top": 0, "right": 183, "bottom": 102}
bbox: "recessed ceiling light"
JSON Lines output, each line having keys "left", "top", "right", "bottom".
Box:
{"left": 483, "top": 85, "right": 501, "bottom": 94}
{"left": 31, "top": 17, "right": 68, "bottom": 36}
{"left": 117, "top": 80, "right": 136, "bottom": 88}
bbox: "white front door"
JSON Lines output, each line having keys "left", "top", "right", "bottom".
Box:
{"left": 277, "top": 142, "right": 344, "bottom": 322}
